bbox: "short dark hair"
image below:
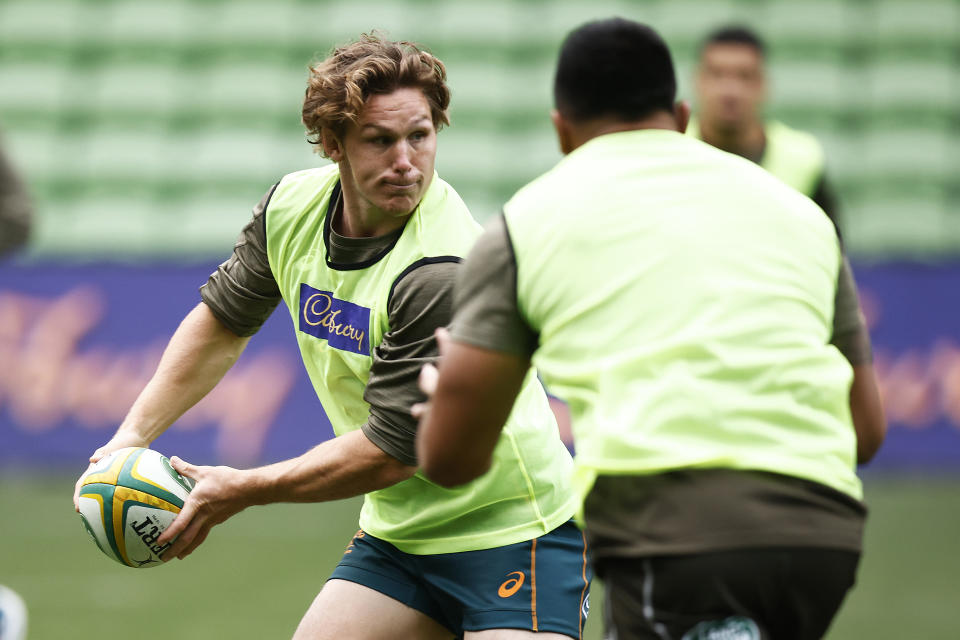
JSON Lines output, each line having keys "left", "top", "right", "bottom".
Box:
{"left": 553, "top": 18, "right": 677, "bottom": 123}
{"left": 699, "top": 25, "right": 767, "bottom": 59}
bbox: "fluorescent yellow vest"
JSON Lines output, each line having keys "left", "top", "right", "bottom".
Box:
{"left": 266, "top": 164, "right": 577, "bottom": 553}
{"left": 687, "top": 117, "right": 826, "bottom": 196}
{"left": 503, "top": 130, "right": 860, "bottom": 506}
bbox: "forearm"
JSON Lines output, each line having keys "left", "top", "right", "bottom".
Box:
{"left": 116, "top": 302, "right": 249, "bottom": 442}
{"left": 850, "top": 363, "right": 886, "bottom": 464}
{"left": 418, "top": 340, "right": 529, "bottom": 487}
{"left": 243, "top": 429, "right": 416, "bottom": 506}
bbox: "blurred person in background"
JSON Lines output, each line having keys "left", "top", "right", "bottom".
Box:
{"left": 417, "top": 17, "right": 885, "bottom": 640}
{"left": 690, "top": 25, "right": 841, "bottom": 232}
{"left": 73, "top": 33, "right": 588, "bottom": 640}
{"left": 0, "top": 140, "right": 32, "bottom": 258}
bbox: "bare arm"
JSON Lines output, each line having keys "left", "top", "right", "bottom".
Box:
{"left": 157, "top": 429, "right": 415, "bottom": 559}
{"left": 850, "top": 363, "right": 886, "bottom": 464}
{"left": 114, "top": 302, "right": 250, "bottom": 445}
{"left": 73, "top": 302, "right": 249, "bottom": 509}
{"left": 417, "top": 218, "right": 539, "bottom": 486}
{"left": 831, "top": 256, "right": 886, "bottom": 464}
{"left": 156, "top": 258, "right": 451, "bottom": 559}
{"left": 417, "top": 338, "right": 529, "bottom": 487}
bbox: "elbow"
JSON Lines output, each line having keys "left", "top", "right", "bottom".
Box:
{"left": 849, "top": 363, "right": 887, "bottom": 465}
{"left": 421, "top": 458, "right": 489, "bottom": 488}
{"left": 856, "top": 419, "right": 887, "bottom": 465}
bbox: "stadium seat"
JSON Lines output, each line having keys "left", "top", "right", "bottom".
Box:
{"left": 0, "top": 0, "right": 955, "bottom": 258}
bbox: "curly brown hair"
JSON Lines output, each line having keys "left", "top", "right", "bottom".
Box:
{"left": 303, "top": 33, "right": 451, "bottom": 155}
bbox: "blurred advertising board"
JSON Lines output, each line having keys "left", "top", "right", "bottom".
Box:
{"left": 0, "top": 262, "right": 328, "bottom": 470}
{"left": 1, "top": 261, "right": 958, "bottom": 471}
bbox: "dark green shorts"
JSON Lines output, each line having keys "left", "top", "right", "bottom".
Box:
{"left": 329, "top": 521, "right": 592, "bottom": 638}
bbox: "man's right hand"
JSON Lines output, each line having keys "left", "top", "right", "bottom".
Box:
{"left": 72, "top": 431, "right": 151, "bottom": 512}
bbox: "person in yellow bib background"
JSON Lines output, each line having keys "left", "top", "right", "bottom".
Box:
{"left": 690, "top": 25, "right": 841, "bottom": 233}
{"left": 73, "top": 33, "right": 588, "bottom": 640}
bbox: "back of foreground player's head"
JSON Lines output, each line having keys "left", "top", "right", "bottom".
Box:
{"left": 553, "top": 17, "right": 677, "bottom": 123}
{"left": 302, "top": 32, "right": 451, "bottom": 155}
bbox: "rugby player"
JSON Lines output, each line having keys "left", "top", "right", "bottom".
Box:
{"left": 418, "top": 18, "right": 885, "bottom": 640}
{"left": 75, "top": 34, "right": 589, "bottom": 640}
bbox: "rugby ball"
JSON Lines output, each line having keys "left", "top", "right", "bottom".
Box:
{"left": 77, "top": 447, "right": 194, "bottom": 568}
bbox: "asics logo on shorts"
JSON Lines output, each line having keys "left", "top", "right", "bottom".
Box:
{"left": 344, "top": 530, "right": 364, "bottom": 555}
{"left": 498, "top": 571, "right": 525, "bottom": 598}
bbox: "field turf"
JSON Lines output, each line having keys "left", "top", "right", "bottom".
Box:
{"left": 1, "top": 472, "right": 956, "bottom": 639}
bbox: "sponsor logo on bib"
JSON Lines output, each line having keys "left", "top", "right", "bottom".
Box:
{"left": 298, "top": 284, "right": 370, "bottom": 355}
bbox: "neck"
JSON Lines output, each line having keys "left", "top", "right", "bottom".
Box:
{"left": 698, "top": 119, "right": 766, "bottom": 161}
{"left": 564, "top": 111, "right": 681, "bottom": 153}
{"left": 333, "top": 189, "right": 411, "bottom": 239}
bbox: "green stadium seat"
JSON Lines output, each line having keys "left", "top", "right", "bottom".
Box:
{"left": 0, "top": 0, "right": 81, "bottom": 43}
{"left": 0, "top": 63, "right": 69, "bottom": 111}
{"left": 0, "top": 0, "right": 954, "bottom": 258}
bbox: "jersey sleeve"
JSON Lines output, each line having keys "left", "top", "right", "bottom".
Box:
{"left": 831, "top": 254, "right": 872, "bottom": 366}
{"left": 361, "top": 259, "right": 460, "bottom": 466}
{"left": 449, "top": 215, "right": 539, "bottom": 357}
{"left": 199, "top": 184, "right": 283, "bottom": 337}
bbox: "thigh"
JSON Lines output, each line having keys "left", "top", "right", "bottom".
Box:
{"left": 293, "top": 579, "right": 454, "bottom": 640}
{"left": 765, "top": 548, "right": 860, "bottom": 639}
{"left": 598, "top": 549, "right": 860, "bottom": 640}
{"left": 423, "top": 521, "right": 592, "bottom": 640}
{"left": 312, "top": 529, "right": 459, "bottom": 637}
{"left": 465, "top": 630, "right": 570, "bottom": 640}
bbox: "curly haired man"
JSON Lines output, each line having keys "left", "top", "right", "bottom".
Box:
{"left": 76, "top": 34, "right": 589, "bottom": 640}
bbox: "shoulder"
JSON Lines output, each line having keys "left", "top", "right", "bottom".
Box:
{"left": 387, "top": 259, "right": 460, "bottom": 326}
{"left": 502, "top": 155, "right": 578, "bottom": 226}
{"left": 266, "top": 163, "right": 340, "bottom": 225}
{"left": 419, "top": 174, "right": 477, "bottom": 227}
{"left": 426, "top": 174, "right": 470, "bottom": 209}
{"left": 408, "top": 173, "right": 482, "bottom": 256}
{"left": 390, "top": 257, "right": 461, "bottom": 302}
{"left": 274, "top": 163, "right": 340, "bottom": 193}
{"left": 766, "top": 120, "right": 825, "bottom": 161}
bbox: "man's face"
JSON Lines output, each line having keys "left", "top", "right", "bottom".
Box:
{"left": 330, "top": 87, "right": 437, "bottom": 220}
{"left": 695, "top": 43, "right": 765, "bottom": 133}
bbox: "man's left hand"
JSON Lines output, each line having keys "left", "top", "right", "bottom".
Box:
{"left": 157, "top": 457, "right": 250, "bottom": 560}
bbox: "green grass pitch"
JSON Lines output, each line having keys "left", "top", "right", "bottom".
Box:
{"left": 1, "top": 472, "right": 957, "bottom": 639}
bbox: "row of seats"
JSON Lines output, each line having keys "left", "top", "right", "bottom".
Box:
{"left": 0, "top": 0, "right": 957, "bottom": 258}
{"left": 4, "top": 60, "right": 955, "bottom": 118}
{"left": 1, "top": 0, "right": 955, "bottom": 48}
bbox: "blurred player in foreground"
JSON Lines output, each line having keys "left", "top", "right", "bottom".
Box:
{"left": 690, "top": 25, "right": 841, "bottom": 230}
{"left": 417, "top": 17, "right": 885, "bottom": 640}
{"left": 74, "top": 34, "right": 588, "bottom": 640}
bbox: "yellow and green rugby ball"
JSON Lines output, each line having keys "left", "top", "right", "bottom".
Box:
{"left": 77, "top": 447, "right": 194, "bottom": 568}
